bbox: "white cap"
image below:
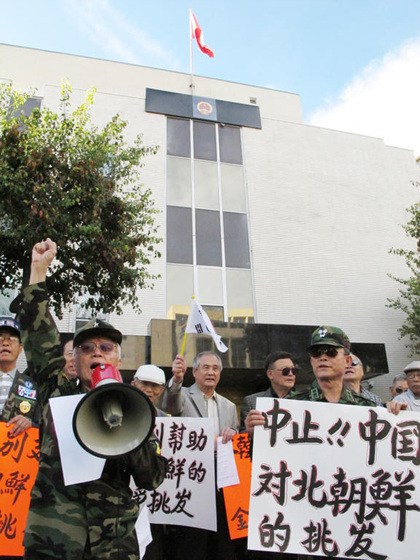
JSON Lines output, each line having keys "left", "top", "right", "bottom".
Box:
{"left": 134, "top": 364, "right": 166, "bottom": 386}
{"left": 404, "top": 361, "right": 420, "bottom": 373}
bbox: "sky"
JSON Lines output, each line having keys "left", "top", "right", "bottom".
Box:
{"left": 2, "top": 0, "right": 420, "bottom": 156}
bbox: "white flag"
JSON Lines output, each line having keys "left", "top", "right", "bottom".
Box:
{"left": 185, "top": 299, "right": 228, "bottom": 353}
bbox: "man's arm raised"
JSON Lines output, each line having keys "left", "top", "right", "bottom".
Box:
{"left": 29, "top": 238, "right": 57, "bottom": 285}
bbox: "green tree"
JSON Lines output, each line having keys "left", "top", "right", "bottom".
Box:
{"left": 388, "top": 182, "right": 420, "bottom": 354}
{"left": 0, "top": 82, "right": 161, "bottom": 317}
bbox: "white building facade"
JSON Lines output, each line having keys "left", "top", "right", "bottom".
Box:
{"left": 1, "top": 44, "right": 419, "bottom": 402}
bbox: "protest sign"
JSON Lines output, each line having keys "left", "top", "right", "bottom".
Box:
{"left": 133, "top": 417, "right": 217, "bottom": 531}
{"left": 249, "top": 398, "right": 420, "bottom": 559}
{"left": 223, "top": 432, "right": 252, "bottom": 539}
{"left": 0, "top": 424, "right": 39, "bottom": 555}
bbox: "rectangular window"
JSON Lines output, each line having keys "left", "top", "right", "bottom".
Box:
{"left": 223, "top": 212, "right": 251, "bottom": 268}
{"left": 167, "top": 118, "right": 190, "bottom": 157}
{"left": 167, "top": 206, "right": 193, "bottom": 264}
{"left": 193, "top": 121, "right": 217, "bottom": 161}
{"left": 196, "top": 209, "right": 222, "bottom": 266}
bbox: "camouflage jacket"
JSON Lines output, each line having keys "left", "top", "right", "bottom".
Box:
{"left": 0, "top": 369, "right": 41, "bottom": 424}
{"left": 19, "top": 282, "right": 167, "bottom": 560}
{"left": 288, "top": 379, "right": 377, "bottom": 406}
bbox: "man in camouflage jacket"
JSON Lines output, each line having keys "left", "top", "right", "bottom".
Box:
{"left": 20, "top": 238, "right": 167, "bottom": 560}
{"left": 244, "top": 326, "right": 378, "bottom": 434}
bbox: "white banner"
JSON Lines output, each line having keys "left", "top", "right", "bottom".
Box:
{"left": 133, "top": 417, "right": 217, "bottom": 531}
{"left": 249, "top": 398, "right": 420, "bottom": 560}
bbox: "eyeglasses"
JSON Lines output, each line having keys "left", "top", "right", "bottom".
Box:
{"left": 406, "top": 372, "right": 420, "bottom": 380}
{"left": 351, "top": 360, "right": 362, "bottom": 367}
{"left": 76, "top": 342, "right": 117, "bottom": 355}
{"left": 0, "top": 335, "right": 20, "bottom": 344}
{"left": 308, "top": 346, "right": 341, "bottom": 358}
{"left": 272, "top": 367, "right": 298, "bottom": 376}
{"left": 395, "top": 387, "right": 406, "bottom": 394}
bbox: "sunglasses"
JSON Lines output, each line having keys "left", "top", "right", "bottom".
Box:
{"left": 76, "top": 342, "right": 117, "bottom": 355}
{"left": 351, "top": 360, "right": 362, "bottom": 367}
{"left": 272, "top": 367, "right": 298, "bottom": 376}
{"left": 308, "top": 346, "right": 341, "bottom": 358}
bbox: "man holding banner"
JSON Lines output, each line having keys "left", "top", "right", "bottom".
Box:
{"left": 18, "top": 238, "right": 167, "bottom": 560}
{"left": 160, "top": 350, "right": 238, "bottom": 560}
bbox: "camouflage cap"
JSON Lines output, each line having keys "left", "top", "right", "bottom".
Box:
{"left": 308, "top": 326, "right": 351, "bottom": 351}
{"left": 73, "top": 318, "right": 122, "bottom": 347}
{"left": 0, "top": 316, "right": 21, "bottom": 339}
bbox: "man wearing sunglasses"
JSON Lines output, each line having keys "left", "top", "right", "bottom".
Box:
{"left": 18, "top": 238, "right": 167, "bottom": 560}
{"left": 241, "top": 351, "right": 297, "bottom": 435}
{"left": 391, "top": 361, "right": 420, "bottom": 412}
{"left": 344, "top": 353, "right": 383, "bottom": 406}
{"left": 291, "top": 326, "right": 378, "bottom": 405}
{"left": 388, "top": 373, "right": 408, "bottom": 400}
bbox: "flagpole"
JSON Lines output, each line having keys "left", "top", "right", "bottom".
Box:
{"left": 189, "top": 9, "right": 194, "bottom": 91}
{"left": 181, "top": 295, "right": 195, "bottom": 356}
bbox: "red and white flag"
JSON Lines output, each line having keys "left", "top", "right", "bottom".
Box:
{"left": 190, "top": 10, "right": 214, "bottom": 58}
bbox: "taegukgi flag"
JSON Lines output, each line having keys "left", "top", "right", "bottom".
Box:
{"left": 186, "top": 299, "right": 228, "bottom": 352}
{"left": 190, "top": 10, "right": 214, "bottom": 57}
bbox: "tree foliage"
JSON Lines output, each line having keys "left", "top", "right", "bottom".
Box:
{"left": 0, "top": 82, "right": 161, "bottom": 317}
{"left": 387, "top": 182, "right": 420, "bottom": 354}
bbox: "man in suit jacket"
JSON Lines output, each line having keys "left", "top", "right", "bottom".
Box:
{"left": 159, "top": 350, "right": 238, "bottom": 560}
{"left": 241, "top": 350, "right": 297, "bottom": 435}
{"left": 160, "top": 350, "right": 238, "bottom": 440}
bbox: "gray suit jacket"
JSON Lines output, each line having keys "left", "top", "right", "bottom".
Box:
{"left": 240, "top": 387, "right": 276, "bottom": 431}
{"left": 160, "top": 380, "right": 238, "bottom": 434}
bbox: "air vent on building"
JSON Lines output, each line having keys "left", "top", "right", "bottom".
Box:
{"left": 249, "top": 97, "right": 257, "bottom": 105}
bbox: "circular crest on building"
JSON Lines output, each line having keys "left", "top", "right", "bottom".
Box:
{"left": 196, "top": 101, "right": 213, "bottom": 115}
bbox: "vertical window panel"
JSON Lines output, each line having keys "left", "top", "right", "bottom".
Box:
{"left": 197, "top": 267, "right": 224, "bottom": 305}
{"left": 167, "top": 118, "right": 190, "bottom": 157}
{"left": 196, "top": 209, "right": 222, "bottom": 266}
{"left": 193, "top": 121, "right": 217, "bottom": 161}
{"left": 219, "top": 125, "right": 242, "bottom": 164}
{"left": 221, "top": 164, "right": 246, "bottom": 212}
{"left": 223, "top": 212, "right": 250, "bottom": 268}
{"left": 166, "top": 264, "right": 194, "bottom": 318}
{"left": 226, "top": 269, "right": 254, "bottom": 322}
{"left": 195, "top": 160, "right": 219, "bottom": 210}
{"left": 167, "top": 206, "right": 193, "bottom": 264}
{"left": 167, "top": 157, "right": 192, "bottom": 207}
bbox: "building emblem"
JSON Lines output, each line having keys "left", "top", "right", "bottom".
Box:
{"left": 196, "top": 101, "right": 213, "bottom": 115}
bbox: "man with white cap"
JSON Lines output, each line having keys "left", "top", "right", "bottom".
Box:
{"left": 131, "top": 364, "right": 168, "bottom": 417}
{"left": 392, "top": 361, "right": 420, "bottom": 412}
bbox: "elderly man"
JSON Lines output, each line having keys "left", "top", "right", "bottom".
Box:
{"left": 131, "top": 364, "right": 167, "bottom": 416}
{"left": 392, "top": 361, "right": 420, "bottom": 412}
{"left": 241, "top": 350, "right": 296, "bottom": 435}
{"left": 240, "top": 327, "right": 377, "bottom": 441}
{"left": 344, "top": 353, "right": 383, "bottom": 406}
{"left": 0, "top": 316, "right": 40, "bottom": 437}
{"left": 161, "top": 351, "right": 238, "bottom": 441}
{"left": 160, "top": 350, "right": 238, "bottom": 560}
{"left": 20, "top": 239, "right": 166, "bottom": 560}
{"left": 389, "top": 373, "right": 408, "bottom": 400}
{"left": 290, "top": 326, "right": 378, "bottom": 405}
{"left": 61, "top": 338, "right": 77, "bottom": 379}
